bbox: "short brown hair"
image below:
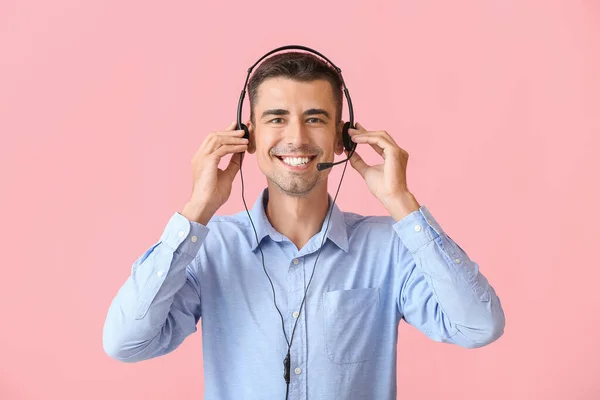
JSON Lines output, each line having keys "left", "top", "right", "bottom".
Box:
{"left": 247, "top": 51, "right": 344, "bottom": 124}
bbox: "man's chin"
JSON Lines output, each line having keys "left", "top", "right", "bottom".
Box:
{"left": 268, "top": 176, "right": 320, "bottom": 198}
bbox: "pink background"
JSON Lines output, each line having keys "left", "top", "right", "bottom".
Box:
{"left": 1, "top": 0, "right": 599, "bottom": 399}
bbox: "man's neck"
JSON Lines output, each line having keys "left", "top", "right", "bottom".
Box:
{"left": 264, "top": 182, "right": 330, "bottom": 251}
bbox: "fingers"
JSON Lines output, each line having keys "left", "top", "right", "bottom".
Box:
{"left": 349, "top": 125, "right": 398, "bottom": 159}
{"left": 355, "top": 122, "right": 395, "bottom": 143}
{"left": 214, "top": 128, "right": 247, "bottom": 137}
{"left": 192, "top": 122, "right": 249, "bottom": 166}
{"left": 215, "top": 136, "right": 248, "bottom": 145}
{"left": 204, "top": 134, "right": 248, "bottom": 155}
{"left": 226, "top": 120, "right": 242, "bottom": 130}
{"left": 212, "top": 143, "right": 248, "bottom": 158}
{"left": 345, "top": 149, "right": 370, "bottom": 178}
{"left": 224, "top": 152, "right": 243, "bottom": 178}
{"left": 351, "top": 133, "right": 393, "bottom": 150}
{"left": 348, "top": 123, "right": 386, "bottom": 156}
{"left": 209, "top": 121, "right": 248, "bottom": 141}
{"left": 352, "top": 133, "right": 384, "bottom": 156}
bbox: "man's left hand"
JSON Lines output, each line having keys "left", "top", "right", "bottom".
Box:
{"left": 345, "top": 122, "right": 421, "bottom": 222}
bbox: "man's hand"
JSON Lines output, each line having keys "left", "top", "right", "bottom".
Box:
{"left": 346, "top": 122, "right": 421, "bottom": 221}
{"left": 181, "top": 121, "right": 249, "bottom": 224}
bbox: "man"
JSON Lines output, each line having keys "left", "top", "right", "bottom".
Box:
{"left": 103, "top": 51, "right": 505, "bottom": 400}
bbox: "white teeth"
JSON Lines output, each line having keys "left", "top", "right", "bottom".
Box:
{"left": 281, "top": 156, "right": 311, "bottom": 166}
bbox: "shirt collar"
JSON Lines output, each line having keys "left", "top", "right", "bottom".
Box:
{"left": 247, "top": 188, "right": 348, "bottom": 253}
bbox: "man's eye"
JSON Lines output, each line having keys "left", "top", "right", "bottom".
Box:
{"left": 307, "top": 118, "right": 323, "bottom": 123}
{"left": 269, "top": 118, "right": 284, "bottom": 123}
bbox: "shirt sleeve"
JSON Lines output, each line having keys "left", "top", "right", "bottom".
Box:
{"left": 102, "top": 212, "right": 210, "bottom": 362}
{"left": 393, "top": 206, "right": 505, "bottom": 348}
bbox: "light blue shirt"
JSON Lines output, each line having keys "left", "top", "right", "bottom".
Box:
{"left": 103, "top": 188, "right": 505, "bottom": 400}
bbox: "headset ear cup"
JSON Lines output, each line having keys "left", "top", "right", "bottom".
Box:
{"left": 342, "top": 121, "right": 355, "bottom": 152}
{"left": 240, "top": 123, "right": 250, "bottom": 140}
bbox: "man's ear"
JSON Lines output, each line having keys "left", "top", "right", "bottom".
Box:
{"left": 334, "top": 120, "right": 345, "bottom": 155}
{"left": 246, "top": 120, "right": 256, "bottom": 154}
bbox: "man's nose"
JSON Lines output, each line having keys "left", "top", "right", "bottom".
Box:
{"left": 286, "top": 119, "right": 310, "bottom": 146}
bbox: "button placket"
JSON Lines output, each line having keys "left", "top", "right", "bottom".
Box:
{"left": 288, "top": 256, "right": 307, "bottom": 391}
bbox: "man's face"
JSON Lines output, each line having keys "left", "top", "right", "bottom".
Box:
{"left": 248, "top": 77, "right": 344, "bottom": 197}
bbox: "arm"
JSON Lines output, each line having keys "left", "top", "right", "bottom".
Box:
{"left": 393, "top": 206, "right": 505, "bottom": 348}
{"left": 102, "top": 121, "right": 248, "bottom": 362}
{"left": 344, "top": 123, "right": 504, "bottom": 348}
{"left": 102, "top": 212, "right": 209, "bottom": 362}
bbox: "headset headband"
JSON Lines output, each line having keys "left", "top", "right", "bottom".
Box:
{"left": 236, "top": 45, "right": 354, "bottom": 130}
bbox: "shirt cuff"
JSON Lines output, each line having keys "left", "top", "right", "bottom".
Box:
{"left": 159, "top": 212, "right": 210, "bottom": 257}
{"left": 392, "top": 205, "right": 445, "bottom": 253}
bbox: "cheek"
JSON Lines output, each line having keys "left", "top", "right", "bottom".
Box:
{"left": 325, "top": 139, "right": 339, "bottom": 152}
{"left": 254, "top": 140, "right": 275, "bottom": 164}
{"left": 256, "top": 132, "right": 283, "bottom": 155}
{"left": 254, "top": 130, "right": 276, "bottom": 149}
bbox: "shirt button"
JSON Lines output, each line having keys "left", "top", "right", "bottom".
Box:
{"left": 293, "top": 258, "right": 299, "bottom": 265}
{"left": 191, "top": 235, "right": 197, "bottom": 242}
{"left": 427, "top": 219, "right": 432, "bottom": 225}
{"left": 294, "top": 367, "right": 302, "bottom": 375}
{"left": 178, "top": 231, "right": 185, "bottom": 237}
{"left": 293, "top": 311, "right": 299, "bottom": 318}
{"left": 414, "top": 224, "right": 422, "bottom": 232}
{"left": 454, "top": 258, "right": 461, "bottom": 264}
{"left": 157, "top": 270, "right": 164, "bottom": 277}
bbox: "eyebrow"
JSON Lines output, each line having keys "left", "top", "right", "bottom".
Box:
{"left": 261, "top": 108, "right": 331, "bottom": 120}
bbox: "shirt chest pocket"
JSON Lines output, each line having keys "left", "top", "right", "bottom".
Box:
{"left": 322, "top": 287, "right": 380, "bottom": 364}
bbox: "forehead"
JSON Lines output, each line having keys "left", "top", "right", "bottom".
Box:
{"left": 254, "top": 77, "right": 336, "bottom": 111}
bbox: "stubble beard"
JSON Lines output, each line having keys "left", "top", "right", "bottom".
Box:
{"left": 267, "top": 168, "right": 321, "bottom": 197}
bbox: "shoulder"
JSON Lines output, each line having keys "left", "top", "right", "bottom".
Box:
{"left": 342, "top": 211, "right": 401, "bottom": 251}
{"left": 207, "top": 210, "right": 251, "bottom": 228}
{"left": 204, "top": 210, "right": 253, "bottom": 238}
{"left": 342, "top": 211, "right": 397, "bottom": 233}
{"left": 340, "top": 210, "right": 404, "bottom": 266}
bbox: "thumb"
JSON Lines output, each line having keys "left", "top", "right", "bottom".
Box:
{"left": 224, "top": 152, "right": 243, "bottom": 179}
{"left": 346, "top": 149, "right": 369, "bottom": 178}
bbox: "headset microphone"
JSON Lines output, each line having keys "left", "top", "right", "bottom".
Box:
{"left": 316, "top": 146, "right": 357, "bottom": 171}
{"left": 316, "top": 120, "right": 358, "bottom": 171}
{"left": 317, "top": 156, "right": 351, "bottom": 171}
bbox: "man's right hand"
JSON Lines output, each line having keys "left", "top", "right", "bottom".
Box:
{"left": 181, "top": 121, "right": 249, "bottom": 224}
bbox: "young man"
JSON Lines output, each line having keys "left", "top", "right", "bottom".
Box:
{"left": 103, "top": 52, "right": 505, "bottom": 400}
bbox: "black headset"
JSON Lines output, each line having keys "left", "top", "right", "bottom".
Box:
{"left": 234, "top": 45, "right": 357, "bottom": 399}
{"left": 236, "top": 44, "right": 357, "bottom": 170}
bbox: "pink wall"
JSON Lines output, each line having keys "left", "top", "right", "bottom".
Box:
{"left": 1, "top": 0, "right": 599, "bottom": 399}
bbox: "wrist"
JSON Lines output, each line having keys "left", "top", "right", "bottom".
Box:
{"left": 383, "top": 192, "right": 421, "bottom": 222}
{"left": 181, "top": 201, "right": 214, "bottom": 225}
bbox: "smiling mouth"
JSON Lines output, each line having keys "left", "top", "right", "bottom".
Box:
{"left": 275, "top": 155, "right": 317, "bottom": 167}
